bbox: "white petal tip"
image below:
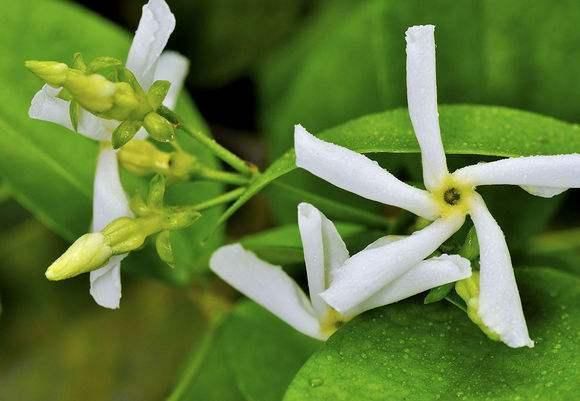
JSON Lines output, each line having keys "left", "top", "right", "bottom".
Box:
{"left": 405, "top": 25, "right": 435, "bottom": 42}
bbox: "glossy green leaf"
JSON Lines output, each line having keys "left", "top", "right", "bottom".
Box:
{"left": 0, "top": 0, "right": 222, "bottom": 280}
{"left": 217, "top": 105, "right": 580, "bottom": 227}
{"left": 223, "top": 302, "right": 321, "bottom": 401}
{"left": 285, "top": 268, "right": 579, "bottom": 401}
{"left": 260, "top": 0, "right": 580, "bottom": 158}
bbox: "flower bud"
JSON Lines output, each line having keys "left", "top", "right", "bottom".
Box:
{"left": 148, "top": 174, "right": 166, "bottom": 209}
{"left": 455, "top": 272, "right": 500, "bottom": 342}
{"left": 107, "top": 82, "right": 140, "bottom": 121}
{"left": 143, "top": 112, "right": 175, "bottom": 143}
{"left": 45, "top": 233, "right": 113, "bottom": 280}
{"left": 25, "top": 60, "right": 69, "bottom": 87}
{"left": 112, "top": 120, "right": 142, "bottom": 149}
{"left": 102, "top": 217, "right": 150, "bottom": 254}
{"left": 117, "top": 140, "right": 171, "bottom": 176}
{"left": 64, "top": 70, "right": 116, "bottom": 113}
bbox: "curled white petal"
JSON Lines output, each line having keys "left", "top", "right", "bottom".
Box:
{"left": 406, "top": 25, "right": 448, "bottom": 190}
{"left": 470, "top": 193, "right": 533, "bottom": 348}
{"left": 298, "top": 202, "right": 349, "bottom": 318}
{"left": 210, "top": 244, "right": 323, "bottom": 340}
{"left": 351, "top": 254, "right": 471, "bottom": 317}
{"left": 454, "top": 155, "right": 580, "bottom": 197}
{"left": 294, "top": 125, "right": 438, "bottom": 220}
{"left": 153, "top": 51, "right": 190, "bottom": 109}
{"left": 29, "top": 85, "right": 73, "bottom": 130}
{"left": 321, "top": 214, "right": 465, "bottom": 314}
{"left": 89, "top": 255, "right": 126, "bottom": 309}
{"left": 126, "top": 0, "right": 176, "bottom": 88}
{"left": 92, "top": 147, "right": 133, "bottom": 232}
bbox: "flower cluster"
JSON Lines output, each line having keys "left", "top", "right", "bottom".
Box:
{"left": 210, "top": 25, "right": 580, "bottom": 348}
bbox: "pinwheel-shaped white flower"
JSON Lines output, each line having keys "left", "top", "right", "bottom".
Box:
{"left": 295, "top": 25, "right": 580, "bottom": 348}
{"left": 210, "top": 203, "right": 470, "bottom": 340}
{"left": 29, "top": 0, "right": 188, "bottom": 309}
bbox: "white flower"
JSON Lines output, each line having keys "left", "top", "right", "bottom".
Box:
{"left": 29, "top": 0, "right": 189, "bottom": 309}
{"left": 295, "top": 25, "right": 580, "bottom": 348}
{"left": 210, "top": 203, "right": 471, "bottom": 340}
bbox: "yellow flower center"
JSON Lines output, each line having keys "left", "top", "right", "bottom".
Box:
{"left": 320, "top": 309, "right": 346, "bottom": 339}
{"left": 431, "top": 176, "right": 475, "bottom": 218}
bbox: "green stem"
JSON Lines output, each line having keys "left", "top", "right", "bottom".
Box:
{"left": 159, "top": 106, "right": 257, "bottom": 176}
{"left": 195, "top": 166, "right": 250, "bottom": 186}
{"left": 193, "top": 187, "right": 246, "bottom": 212}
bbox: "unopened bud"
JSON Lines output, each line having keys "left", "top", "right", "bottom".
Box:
{"left": 102, "top": 217, "right": 149, "bottom": 254}
{"left": 117, "top": 140, "right": 171, "bottom": 176}
{"left": 147, "top": 80, "right": 171, "bottom": 110}
{"left": 455, "top": 272, "right": 500, "bottom": 342}
{"left": 460, "top": 227, "right": 479, "bottom": 261}
{"left": 155, "top": 230, "right": 174, "bottom": 267}
{"left": 64, "top": 70, "right": 116, "bottom": 113}
{"left": 143, "top": 112, "right": 175, "bottom": 143}
{"left": 107, "top": 82, "right": 140, "bottom": 121}
{"left": 112, "top": 120, "right": 142, "bottom": 149}
{"left": 25, "top": 60, "right": 69, "bottom": 87}
{"left": 45, "top": 233, "right": 112, "bottom": 280}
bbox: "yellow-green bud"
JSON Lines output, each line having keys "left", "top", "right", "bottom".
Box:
{"left": 155, "top": 230, "right": 174, "bottom": 267}
{"left": 455, "top": 272, "right": 500, "bottom": 342}
{"left": 112, "top": 120, "right": 142, "bottom": 149}
{"left": 102, "top": 217, "right": 151, "bottom": 254}
{"left": 45, "top": 233, "right": 113, "bottom": 280}
{"left": 147, "top": 80, "right": 171, "bottom": 110}
{"left": 167, "top": 151, "right": 198, "bottom": 181}
{"left": 129, "top": 195, "right": 150, "bottom": 217}
{"left": 64, "top": 70, "right": 116, "bottom": 113}
{"left": 107, "top": 82, "right": 140, "bottom": 121}
{"left": 25, "top": 60, "right": 69, "bottom": 87}
{"left": 117, "top": 140, "right": 171, "bottom": 176}
{"left": 143, "top": 112, "right": 175, "bottom": 143}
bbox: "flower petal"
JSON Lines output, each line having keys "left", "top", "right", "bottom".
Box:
{"left": 89, "top": 255, "right": 126, "bottom": 309}
{"left": 294, "top": 125, "right": 438, "bottom": 220}
{"left": 29, "top": 85, "right": 73, "bottom": 129}
{"left": 126, "top": 0, "right": 176, "bottom": 88}
{"left": 454, "top": 155, "right": 580, "bottom": 198}
{"left": 298, "top": 202, "right": 349, "bottom": 318}
{"left": 470, "top": 193, "right": 533, "bottom": 348}
{"left": 153, "top": 50, "right": 190, "bottom": 109}
{"left": 405, "top": 25, "right": 448, "bottom": 190}
{"left": 350, "top": 254, "right": 471, "bottom": 317}
{"left": 30, "top": 85, "right": 114, "bottom": 141}
{"left": 92, "top": 147, "right": 132, "bottom": 232}
{"left": 320, "top": 214, "right": 465, "bottom": 314}
{"left": 210, "top": 244, "right": 323, "bottom": 340}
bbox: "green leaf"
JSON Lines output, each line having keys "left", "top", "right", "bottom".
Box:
{"left": 259, "top": 0, "right": 580, "bottom": 159}
{"left": 284, "top": 267, "right": 579, "bottom": 401}
{"left": 217, "top": 105, "right": 580, "bottom": 228}
{"left": 223, "top": 302, "right": 321, "bottom": 401}
{"left": 168, "top": 302, "right": 320, "bottom": 401}
{"left": 0, "top": 0, "right": 222, "bottom": 279}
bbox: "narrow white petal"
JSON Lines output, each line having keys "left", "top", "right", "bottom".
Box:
{"left": 153, "top": 51, "right": 190, "bottom": 109}
{"left": 92, "top": 147, "right": 133, "bottom": 232}
{"left": 298, "top": 203, "right": 349, "bottom": 318}
{"left": 29, "top": 85, "right": 73, "bottom": 130}
{"left": 77, "top": 111, "right": 117, "bottom": 141}
{"left": 294, "top": 125, "right": 438, "bottom": 219}
{"left": 454, "top": 155, "right": 580, "bottom": 198}
{"left": 470, "top": 194, "right": 533, "bottom": 348}
{"left": 126, "top": 0, "right": 176, "bottom": 88}
{"left": 350, "top": 254, "right": 471, "bottom": 317}
{"left": 405, "top": 25, "right": 448, "bottom": 190}
{"left": 321, "top": 214, "right": 465, "bottom": 313}
{"left": 89, "top": 255, "right": 126, "bottom": 309}
{"left": 210, "top": 244, "right": 323, "bottom": 340}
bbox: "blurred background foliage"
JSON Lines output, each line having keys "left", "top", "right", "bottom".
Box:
{"left": 2, "top": 0, "right": 580, "bottom": 399}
